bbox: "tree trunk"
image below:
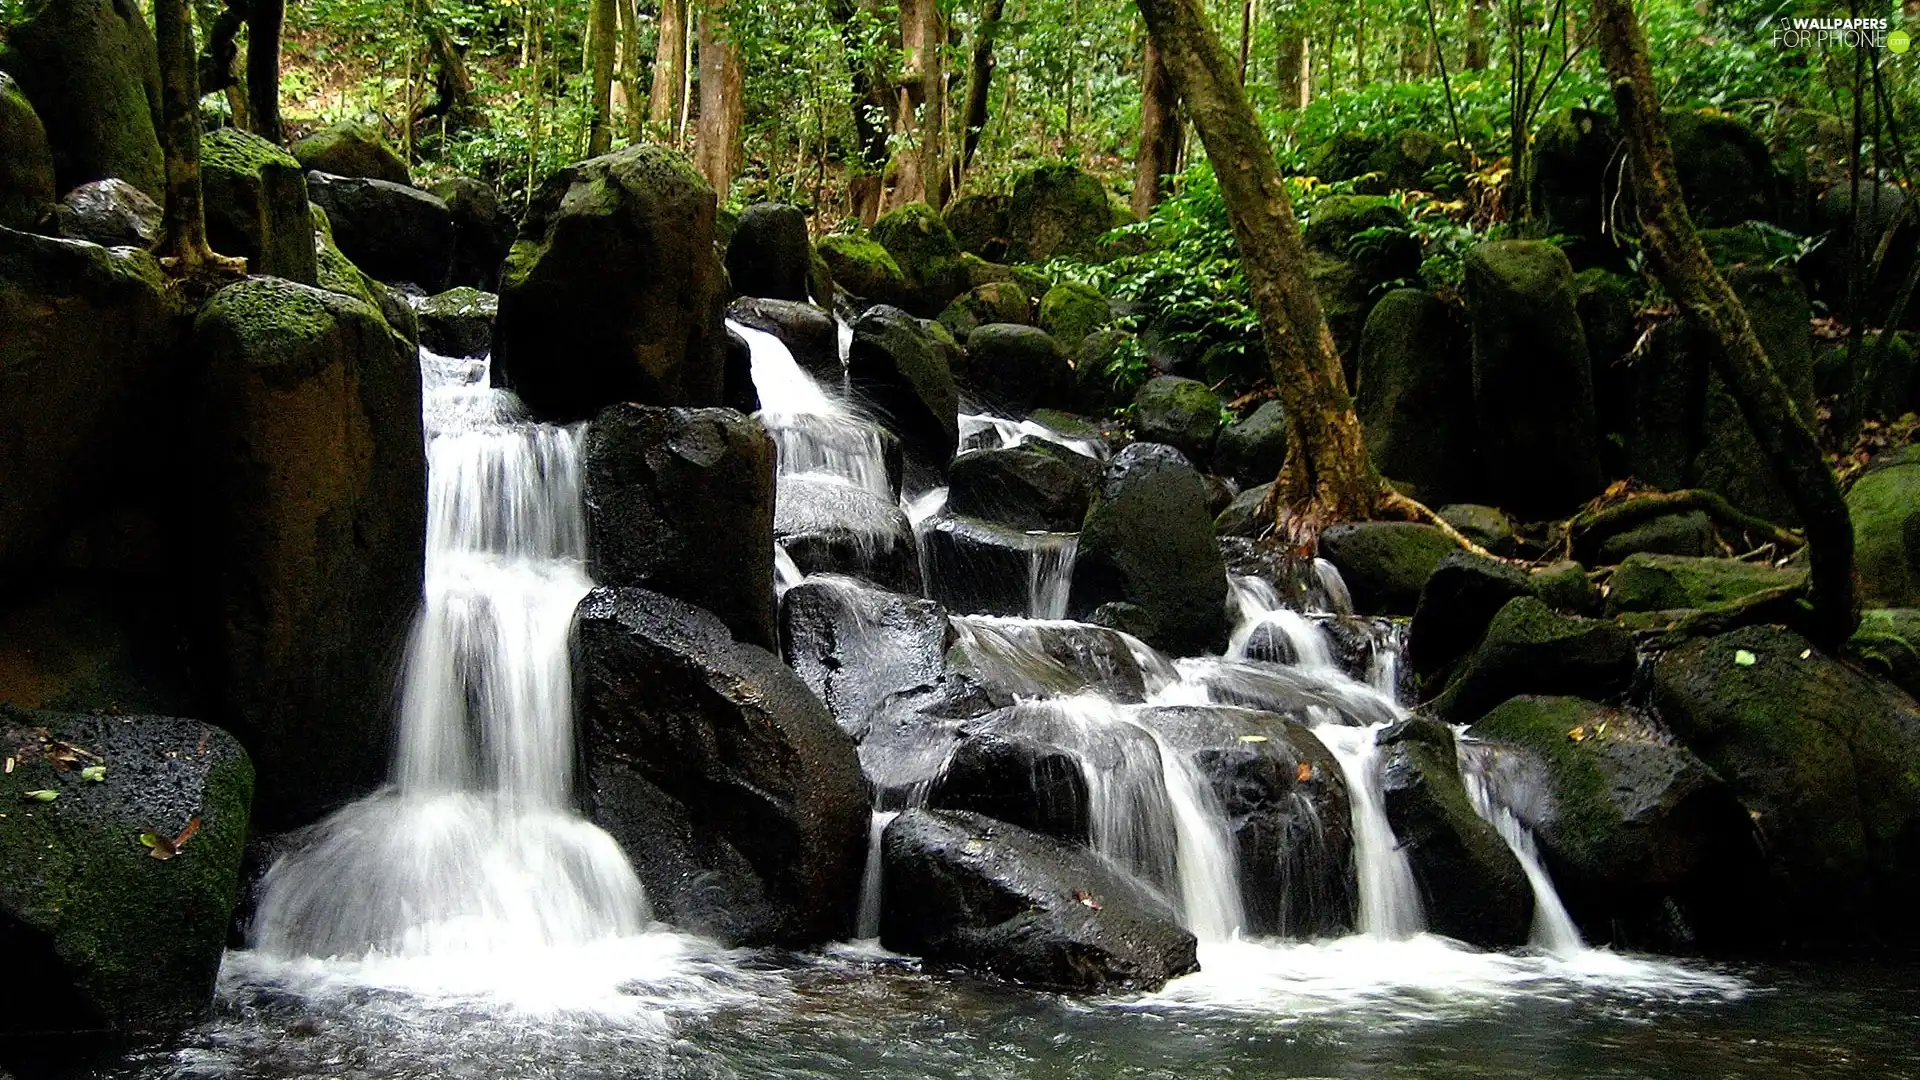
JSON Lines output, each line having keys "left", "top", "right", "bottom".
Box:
{"left": 649, "top": 0, "right": 688, "bottom": 134}
{"left": 693, "top": 7, "right": 743, "bottom": 196}
{"left": 155, "top": 0, "right": 218, "bottom": 272}
{"left": 888, "top": 0, "right": 949, "bottom": 209}
{"left": 618, "top": 0, "right": 642, "bottom": 139}
{"left": 246, "top": 0, "right": 283, "bottom": 142}
{"left": 1590, "top": 0, "right": 1856, "bottom": 646}
{"left": 1276, "top": 29, "right": 1308, "bottom": 109}
{"left": 1466, "top": 0, "right": 1490, "bottom": 70}
{"left": 954, "top": 0, "right": 1005, "bottom": 185}
{"left": 1132, "top": 37, "right": 1183, "bottom": 219}
{"left": 588, "top": 0, "right": 617, "bottom": 155}
{"left": 1134, "top": 0, "right": 1384, "bottom": 522}
{"left": 1237, "top": 0, "right": 1255, "bottom": 82}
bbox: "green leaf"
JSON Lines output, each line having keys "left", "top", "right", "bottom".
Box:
{"left": 22, "top": 789, "right": 58, "bottom": 802}
{"left": 79, "top": 765, "right": 106, "bottom": 783}
{"left": 1734, "top": 649, "right": 1758, "bottom": 667}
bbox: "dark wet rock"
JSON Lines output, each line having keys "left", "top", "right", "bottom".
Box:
{"left": 490, "top": 145, "right": 727, "bottom": 422}
{"left": 880, "top": 808, "right": 1198, "bottom": 992}
{"left": 0, "top": 708, "right": 252, "bottom": 1037}
{"left": 1849, "top": 445, "right": 1920, "bottom": 609}
{"left": 1214, "top": 482, "right": 1272, "bottom": 538}
{"left": 1650, "top": 625, "right": 1920, "bottom": 944}
{"left": 1131, "top": 376, "right": 1222, "bottom": 465}
{"left": 776, "top": 476, "right": 921, "bottom": 596}
{"left": 1530, "top": 560, "right": 1601, "bottom": 616}
{"left": 1070, "top": 443, "right": 1228, "bottom": 656}
{"left": 948, "top": 446, "right": 1092, "bottom": 532}
{"left": 53, "top": 177, "right": 157, "bottom": 248}
{"left": 1594, "top": 511, "right": 1715, "bottom": 563}
{"left": 1212, "top": 400, "right": 1287, "bottom": 489}
{"left": 929, "top": 730, "right": 1090, "bottom": 843}
{"left": 922, "top": 513, "right": 1050, "bottom": 618}
{"left": 1355, "top": 289, "right": 1476, "bottom": 504}
{"left": 1004, "top": 163, "right": 1120, "bottom": 264}
{"left": 305, "top": 170, "right": 454, "bottom": 291}
{"left": 726, "top": 202, "right": 812, "bottom": 302}
{"left": 576, "top": 587, "right": 869, "bottom": 947}
{"left": 937, "top": 281, "right": 1031, "bottom": 341}
{"left": 584, "top": 404, "right": 776, "bottom": 649}
{"left": 727, "top": 296, "right": 841, "bottom": 382}
{"left": 962, "top": 323, "right": 1076, "bottom": 414}
{"left": 780, "top": 576, "right": 953, "bottom": 740}
{"left": 0, "top": 0, "right": 164, "bottom": 200}
{"left": 847, "top": 304, "right": 960, "bottom": 465}
{"left": 1409, "top": 551, "right": 1533, "bottom": 697}
{"left": 291, "top": 120, "right": 410, "bottom": 185}
{"left": 200, "top": 127, "right": 316, "bottom": 284}
{"left": 414, "top": 286, "right": 497, "bottom": 359}
{"left": 429, "top": 176, "right": 516, "bottom": 290}
{"left": 1378, "top": 718, "right": 1532, "bottom": 946}
{"left": 871, "top": 201, "right": 969, "bottom": 317}
{"left": 190, "top": 277, "right": 424, "bottom": 831}
{"left": 1436, "top": 505, "right": 1515, "bottom": 557}
{"left": 1317, "top": 522, "right": 1455, "bottom": 616}
{"left": 1431, "top": 597, "right": 1635, "bottom": 724}
{"left": 0, "top": 71, "right": 55, "bottom": 230}
{"left": 1604, "top": 553, "right": 1806, "bottom": 616}
{"left": 1467, "top": 696, "right": 1764, "bottom": 951}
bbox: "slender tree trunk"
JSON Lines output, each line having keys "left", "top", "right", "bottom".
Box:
{"left": 1132, "top": 37, "right": 1184, "bottom": 219}
{"left": 694, "top": 7, "right": 744, "bottom": 196}
{"left": 1134, "top": 0, "right": 1384, "bottom": 521}
{"left": 1590, "top": 0, "right": 1856, "bottom": 646}
{"left": 1238, "top": 0, "right": 1255, "bottom": 82}
{"left": 1353, "top": 8, "right": 1367, "bottom": 83}
{"left": 246, "top": 0, "right": 282, "bottom": 142}
{"left": 888, "top": 0, "right": 949, "bottom": 208}
{"left": 954, "top": 0, "right": 1006, "bottom": 185}
{"left": 618, "top": 0, "right": 642, "bottom": 139}
{"left": 1276, "top": 28, "right": 1308, "bottom": 108}
{"left": 830, "top": 0, "right": 895, "bottom": 222}
{"left": 1466, "top": 0, "right": 1490, "bottom": 69}
{"left": 155, "top": 0, "right": 220, "bottom": 272}
{"left": 588, "top": 0, "right": 617, "bottom": 155}
{"left": 650, "top": 0, "right": 688, "bottom": 132}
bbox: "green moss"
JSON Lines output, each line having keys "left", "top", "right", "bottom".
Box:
{"left": 1302, "top": 194, "right": 1409, "bottom": 254}
{"left": 871, "top": 201, "right": 969, "bottom": 314}
{"left": 937, "top": 281, "right": 1030, "bottom": 339}
{"left": 291, "top": 120, "right": 409, "bottom": 184}
{"left": 1005, "top": 163, "right": 1118, "bottom": 263}
{"left": 201, "top": 126, "right": 299, "bottom": 175}
{"left": 817, "top": 232, "right": 908, "bottom": 305}
{"left": 1848, "top": 447, "right": 1920, "bottom": 608}
{"left": 1605, "top": 553, "right": 1807, "bottom": 615}
{"left": 1530, "top": 559, "right": 1600, "bottom": 614}
{"left": 1848, "top": 608, "right": 1920, "bottom": 695}
{"left": 1471, "top": 696, "right": 1623, "bottom": 857}
{"left": 1038, "top": 281, "right": 1110, "bottom": 348}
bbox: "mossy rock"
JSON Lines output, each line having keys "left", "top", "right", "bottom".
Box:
{"left": 871, "top": 201, "right": 970, "bottom": 317}
{"left": 1317, "top": 522, "right": 1457, "bottom": 615}
{"left": 1531, "top": 107, "right": 1628, "bottom": 269}
{"left": 1305, "top": 195, "right": 1421, "bottom": 371}
{"left": 1849, "top": 608, "right": 1920, "bottom": 698}
{"left": 945, "top": 192, "right": 1010, "bottom": 260}
{"left": 847, "top": 304, "right": 960, "bottom": 465}
{"left": 1848, "top": 445, "right": 1920, "bottom": 609}
{"left": 291, "top": 119, "right": 410, "bottom": 185}
{"left": 818, "top": 231, "right": 909, "bottom": 307}
{"left": 200, "top": 126, "right": 316, "bottom": 285}
{"left": 1005, "top": 162, "right": 1117, "bottom": 263}
{"left": 0, "top": 71, "right": 56, "bottom": 229}
{"left": 1432, "top": 596, "right": 1635, "bottom": 724}
{"left": 1530, "top": 559, "right": 1601, "bottom": 616}
{"left": 1307, "top": 131, "right": 1385, "bottom": 188}
{"left": 1665, "top": 108, "right": 1775, "bottom": 228}
{"left": 1130, "top": 376, "right": 1222, "bottom": 465}
{"left": 1594, "top": 511, "right": 1716, "bottom": 564}
{"left": 0, "top": 0, "right": 164, "bottom": 201}
{"left": 1037, "top": 280, "right": 1109, "bottom": 349}
{"left": 1212, "top": 399, "right": 1287, "bottom": 488}
{"left": 1437, "top": 504, "right": 1515, "bottom": 556}
{"left": 1355, "top": 288, "right": 1475, "bottom": 505}
{"left": 725, "top": 201, "right": 812, "bottom": 303}
{"left": 1604, "top": 553, "right": 1807, "bottom": 615}
{"left": 415, "top": 285, "right": 497, "bottom": 359}
{"left": 1363, "top": 129, "right": 1466, "bottom": 194}
{"left": 937, "top": 281, "right": 1030, "bottom": 341}
{"left": 0, "top": 708, "right": 252, "bottom": 1037}
{"left": 1816, "top": 331, "right": 1919, "bottom": 423}
{"left": 962, "top": 323, "right": 1074, "bottom": 413}
{"left": 1576, "top": 267, "right": 1637, "bottom": 454}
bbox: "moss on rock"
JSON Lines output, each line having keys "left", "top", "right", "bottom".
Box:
{"left": 291, "top": 120, "right": 410, "bottom": 185}
{"left": 1037, "top": 280, "right": 1110, "bottom": 349}
{"left": 871, "top": 201, "right": 970, "bottom": 317}
{"left": 0, "top": 71, "right": 56, "bottom": 229}
{"left": 201, "top": 126, "right": 316, "bottom": 284}
{"left": 818, "top": 232, "right": 909, "bottom": 307}
{"left": 1848, "top": 445, "right": 1920, "bottom": 608}
{"left": 1005, "top": 162, "right": 1118, "bottom": 263}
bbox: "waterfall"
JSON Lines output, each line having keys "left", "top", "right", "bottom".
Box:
{"left": 1026, "top": 533, "right": 1078, "bottom": 619}
{"left": 1310, "top": 718, "right": 1426, "bottom": 940}
{"left": 250, "top": 349, "right": 646, "bottom": 961}
{"left": 1456, "top": 739, "right": 1585, "bottom": 955}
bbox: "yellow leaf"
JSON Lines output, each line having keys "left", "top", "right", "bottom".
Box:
{"left": 1734, "top": 649, "right": 1758, "bottom": 666}
{"left": 1237, "top": 734, "right": 1269, "bottom": 743}
{"left": 1567, "top": 726, "right": 1587, "bottom": 742}
{"left": 1296, "top": 762, "right": 1313, "bottom": 783}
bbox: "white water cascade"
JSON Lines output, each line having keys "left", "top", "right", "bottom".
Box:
{"left": 1457, "top": 740, "right": 1585, "bottom": 955}
{"left": 250, "top": 348, "right": 647, "bottom": 961}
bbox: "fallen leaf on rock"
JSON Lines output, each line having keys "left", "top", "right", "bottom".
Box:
{"left": 1073, "top": 889, "right": 1102, "bottom": 911}
{"left": 1567, "top": 726, "right": 1587, "bottom": 742}
{"left": 141, "top": 817, "right": 203, "bottom": 861}
{"left": 1296, "top": 762, "right": 1313, "bottom": 782}
{"left": 1237, "top": 734, "right": 1269, "bottom": 743}
{"left": 22, "top": 789, "right": 58, "bottom": 802}
{"left": 79, "top": 765, "right": 106, "bottom": 783}
{"left": 1734, "top": 649, "right": 1758, "bottom": 667}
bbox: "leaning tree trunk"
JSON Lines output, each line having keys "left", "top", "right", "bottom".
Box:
{"left": 954, "top": 0, "right": 1006, "bottom": 187}
{"left": 650, "top": 0, "right": 689, "bottom": 136}
{"left": 247, "top": 0, "right": 284, "bottom": 143}
{"left": 693, "top": 6, "right": 744, "bottom": 196}
{"left": 1134, "top": 0, "right": 1384, "bottom": 523}
{"left": 1590, "top": 0, "right": 1856, "bottom": 646}
{"left": 587, "top": 0, "right": 618, "bottom": 155}
{"left": 1132, "top": 37, "right": 1184, "bottom": 219}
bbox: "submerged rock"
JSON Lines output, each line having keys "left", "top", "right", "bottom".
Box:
{"left": 1070, "top": 443, "right": 1228, "bottom": 656}
{"left": 575, "top": 587, "right": 869, "bottom": 947}
{"left": 0, "top": 708, "right": 252, "bottom": 1038}
{"left": 880, "top": 808, "right": 1199, "bottom": 992}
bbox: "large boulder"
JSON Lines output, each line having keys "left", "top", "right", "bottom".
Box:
{"left": 1431, "top": 597, "right": 1635, "bottom": 723}
{"left": 937, "top": 281, "right": 1030, "bottom": 341}
{"left": 0, "top": 0, "right": 164, "bottom": 201}
{"left": 846, "top": 304, "right": 960, "bottom": 464}
{"left": 1604, "top": 553, "right": 1806, "bottom": 616}
{"left": 1004, "top": 163, "right": 1119, "bottom": 263}
{"left": 1808, "top": 180, "right": 1914, "bottom": 321}
{"left": 870, "top": 201, "right": 969, "bottom": 316}
{"left": 944, "top": 192, "right": 1009, "bottom": 259}
{"left": 1317, "top": 522, "right": 1456, "bottom": 616}
{"left": 413, "top": 286, "right": 496, "bottom": 359}
{"left": 1531, "top": 107, "right": 1626, "bottom": 267}
{"left": 1069, "top": 442, "right": 1227, "bottom": 656}
{"left": 1037, "top": 280, "right": 1110, "bottom": 348}
{"left": 1665, "top": 108, "right": 1775, "bottom": 229}
{"left": 880, "top": 808, "right": 1198, "bottom": 992}
{"left": 491, "top": 144, "right": 728, "bottom": 422}
{"left": 726, "top": 202, "right": 813, "bottom": 302}
{"left": 190, "top": 278, "right": 424, "bottom": 830}
{"left": 574, "top": 587, "right": 869, "bottom": 946}
{"left": 776, "top": 476, "right": 921, "bottom": 595}
{"left": 1408, "top": 551, "right": 1533, "bottom": 696}
{"left": 727, "top": 296, "right": 841, "bottom": 380}
{"left": 1212, "top": 400, "right": 1287, "bottom": 489}
{"left": 0, "top": 709, "right": 252, "bottom": 1038}
{"left": 1464, "top": 240, "right": 1604, "bottom": 517}
{"left": 1650, "top": 626, "right": 1920, "bottom": 943}
{"left": 780, "top": 575, "right": 953, "bottom": 739}
{"left": 1467, "top": 696, "right": 1764, "bottom": 950}
{"left": 1354, "top": 288, "right": 1477, "bottom": 504}
{"left": 948, "top": 446, "right": 1093, "bottom": 532}
{"left": 430, "top": 176, "right": 516, "bottom": 290}
{"left": 1848, "top": 446, "right": 1920, "bottom": 609}
{"left": 816, "top": 231, "right": 908, "bottom": 307}
{"left": 922, "top": 513, "right": 1053, "bottom": 617}
{"left": 583, "top": 404, "right": 776, "bottom": 649}
{"left": 290, "top": 120, "right": 410, "bottom": 185}
{"left": 305, "top": 170, "right": 453, "bottom": 291}
{"left": 1130, "top": 376, "right": 1222, "bottom": 465}
{"left": 1304, "top": 195, "right": 1422, "bottom": 368}
{"left": 201, "top": 127, "right": 316, "bottom": 285}
{"left": 0, "top": 72, "right": 56, "bottom": 230}
{"left": 1850, "top": 608, "right": 1920, "bottom": 699}
{"left": 962, "top": 323, "right": 1075, "bottom": 413}
{"left": 928, "top": 728, "right": 1091, "bottom": 842}
{"left": 52, "top": 177, "right": 157, "bottom": 248}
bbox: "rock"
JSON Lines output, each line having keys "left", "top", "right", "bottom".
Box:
{"left": 1816, "top": 332, "right": 1918, "bottom": 422}
{"left": 0, "top": 72, "right": 56, "bottom": 230}
{"left": 1212, "top": 400, "right": 1287, "bottom": 488}
{"left": 1466, "top": 696, "right": 1761, "bottom": 949}
{"left": 1070, "top": 442, "right": 1227, "bottom": 656}
{"left": 52, "top": 177, "right": 157, "bottom": 248}
{"left": 1665, "top": 108, "right": 1775, "bottom": 229}
{"left": 816, "top": 232, "right": 908, "bottom": 307}
{"left": 1464, "top": 240, "right": 1604, "bottom": 517}
{"left": 1316, "top": 522, "right": 1456, "bottom": 616}
{"left": 776, "top": 475, "right": 921, "bottom": 595}
{"left": 1131, "top": 376, "right": 1222, "bottom": 465}
{"left": 1436, "top": 504, "right": 1515, "bottom": 556}
{"left": 1304, "top": 195, "right": 1422, "bottom": 367}
{"left": 725, "top": 202, "right": 812, "bottom": 302}
{"left": 575, "top": 586, "right": 868, "bottom": 946}
{"left": 190, "top": 278, "right": 424, "bottom": 830}
{"left": 305, "top": 170, "right": 453, "bottom": 291}
{"left": 870, "top": 201, "right": 969, "bottom": 316}
{"left": 929, "top": 730, "right": 1090, "bottom": 843}
{"left": 1378, "top": 719, "right": 1532, "bottom": 946}
{"left": 1530, "top": 560, "right": 1601, "bottom": 616}
{"left": 1808, "top": 181, "right": 1914, "bottom": 320}
{"left": 948, "top": 446, "right": 1092, "bottom": 532}
{"left": 1532, "top": 108, "right": 1627, "bottom": 267}
{"left": 847, "top": 304, "right": 960, "bottom": 464}
{"left": 1214, "top": 482, "right": 1271, "bottom": 538}
{"left": 937, "top": 281, "right": 1030, "bottom": 340}
{"left": 1037, "top": 280, "right": 1110, "bottom": 348}
{"left": 1847, "top": 445, "right": 1920, "bottom": 609}
{"left": 0, "top": 708, "right": 252, "bottom": 1037}
{"left": 1354, "top": 288, "right": 1477, "bottom": 504}
{"left": 491, "top": 145, "right": 728, "bottom": 422}
{"left": 1408, "top": 551, "right": 1534, "bottom": 696}
{"left": 922, "top": 513, "right": 1051, "bottom": 617}
{"left": 780, "top": 576, "right": 952, "bottom": 739}
{"left": 583, "top": 404, "right": 776, "bottom": 649}
{"left": 1650, "top": 626, "right": 1920, "bottom": 942}
{"left": 1595, "top": 511, "right": 1715, "bottom": 563}
{"left": 428, "top": 176, "right": 514, "bottom": 290}
{"left": 290, "top": 120, "right": 410, "bottom": 185}
{"left": 1848, "top": 609, "right": 1920, "bottom": 699}
{"left": 414, "top": 286, "right": 497, "bottom": 359}
{"left": 726, "top": 296, "right": 840, "bottom": 381}
{"left": 1577, "top": 267, "right": 1638, "bottom": 460}
{"left": 1604, "top": 553, "right": 1807, "bottom": 616}
{"left": 944, "top": 193, "right": 1009, "bottom": 259}
{"left": 947, "top": 619, "right": 1155, "bottom": 705}
{"left": 1363, "top": 129, "right": 1465, "bottom": 193}
{"left": 306, "top": 208, "right": 416, "bottom": 351}
{"left": 199, "top": 127, "right": 316, "bottom": 284}
{"left": 962, "top": 323, "right": 1075, "bottom": 413}
{"left": 879, "top": 808, "right": 1198, "bottom": 991}
{"left": 1431, "top": 597, "right": 1635, "bottom": 724}
{"left": 0, "top": 0, "right": 164, "bottom": 200}
{"left": 1307, "top": 132, "right": 1384, "bottom": 187}
{"left": 1004, "top": 163, "right": 1118, "bottom": 263}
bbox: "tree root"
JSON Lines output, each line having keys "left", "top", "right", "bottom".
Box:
{"left": 1567, "top": 488, "right": 1804, "bottom": 561}
{"left": 1379, "top": 490, "right": 1497, "bottom": 559}
{"left": 1635, "top": 583, "right": 1814, "bottom": 647}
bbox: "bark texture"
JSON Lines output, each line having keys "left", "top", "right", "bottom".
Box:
{"left": 1132, "top": 37, "right": 1184, "bottom": 219}
{"left": 693, "top": 7, "right": 744, "bottom": 195}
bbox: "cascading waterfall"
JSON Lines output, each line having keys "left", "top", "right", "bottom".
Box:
{"left": 250, "top": 348, "right": 647, "bottom": 960}
{"left": 1457, "top": 739, "right": 1585, "bottom": 955}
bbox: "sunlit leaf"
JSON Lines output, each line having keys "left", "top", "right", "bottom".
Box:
{"left": 79, "top": 765, "right": 106, "bottom": 783}
{"left": 1296, "top": 762, "right": 1313, "bottom": 783}
{"left": 22, "top": 789, "right": 57, "bottom": 802}
{"left": 1237, "top": 734, "right": 1269, "bottom": 743}
{"left": 1567, "top": 726, "right": 1587, "bottom": 742}
{"left": 1734, "top": 649, "right": 1758, "bottom": 666}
